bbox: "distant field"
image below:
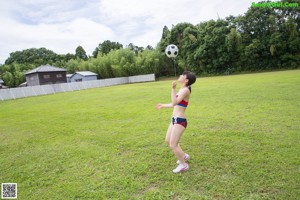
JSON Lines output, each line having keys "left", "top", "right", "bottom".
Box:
{"left": 0, "top": 70, "right": 299, "bottom": 199}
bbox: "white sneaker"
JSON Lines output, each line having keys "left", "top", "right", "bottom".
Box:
{"left": 173, "top": 163, "right": 189, "bottom": 173}
{"left": 176, "top": 153, "right": 190, "bottom": 164}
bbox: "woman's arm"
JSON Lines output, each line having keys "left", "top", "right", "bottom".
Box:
{"left": 171, "top": 81, "right": 177, "bottom": 106}
{"left": 171, "top": 81, "right": 189, "bottom": 106}
{"left": 155, "top": 81, "right": 188, "bottom": 109}
{"left": 156, "top": 103, "right": 174, "bottom": 109}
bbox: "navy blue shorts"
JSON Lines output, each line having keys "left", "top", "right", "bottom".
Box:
{"left": 172, "top": 117, "right": 187, "bottom": 128}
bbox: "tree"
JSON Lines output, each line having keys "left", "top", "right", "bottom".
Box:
{"left": 170, "top": 23, "right": 195, "bottom": 45}
{"left": 180, "top": 24, "right": 199, "bottom": 71}
{"left": 4, "top": 48, "right": 60, "bottom": 66}
{"left": 75, "top": 46, "right": 88, "bottom": 60}
{"left": 145, "top": 45, "right": 154, "bottom": 50}
{"left": 127, "top": 43, "right": 144, "bottom": 55}
{"left": 194, "top": 20, "right": 230, "bottom": 73}
{"left": 136, "top": 50, "right": 161, "bottom": 75}
{"left": 244, "top": 39, "right": 265, "bottom": 71}
{"left": 2, "top": 71, "right": 14, "bottom": 87}
{"left": 65, "top": 58, "right": 81, "bottom": 73}
{"left": 226, "top": 28, "right": 242, "bottom": 71}
{"left": 93, "top": 40, "right": 123, "bottom": 57}
{"left": 1, "top": 64, "right": 25, "bottom": 87}
{"left": 157, "top": 25, "right": 171, "bottom": 53}
{"left": 269, "top": 32, "right": 284, "bottom": 56}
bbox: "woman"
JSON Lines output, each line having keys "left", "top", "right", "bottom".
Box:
{"left": 156, "top": 71, "right": 196, "bottom": 173}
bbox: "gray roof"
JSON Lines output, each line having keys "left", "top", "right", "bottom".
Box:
{"left": 0, "top": 79, "right": 4, "bottom": 84}
{"left": 75, "top": 71, "right": 97, "bottom": 76}
{"left": 25, "top": 65, "right": 66, "bottom": 75}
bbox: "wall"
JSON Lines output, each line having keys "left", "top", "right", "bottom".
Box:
{"left": 0, "top": 74, "right": 155, "bottom": 101}
{"left": 38, "top": 72, "right": 67, "bottom": 85}
{"left": 26, "top": 73, "right": 40, "bottom": 86}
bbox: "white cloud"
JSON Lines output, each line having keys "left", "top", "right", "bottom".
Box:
{"left": 0, "top": 0, "right": 256, "bottom": 64}
{"left": 0, "top": 16, "right": 115, "bottom": 62}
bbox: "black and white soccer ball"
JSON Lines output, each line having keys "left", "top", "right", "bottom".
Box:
{"left": 165, "top": 44, "right": 179, "bottom": 58}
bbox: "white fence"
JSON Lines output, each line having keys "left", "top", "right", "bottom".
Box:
{"left": 0, "top": 74, "right": 155, "bottom": 101}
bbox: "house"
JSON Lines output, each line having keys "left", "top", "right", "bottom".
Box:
{"left": 66, "top": 74, "right": 73, "bottom": 83}
{"left": 0, "top": 79, "right": 4, "bottom": 89}
{"left": 25, "top": 65, "right": 67, "bottom": 86}
{"left": 69, "top": 71, "right": 97, "bottom": 82}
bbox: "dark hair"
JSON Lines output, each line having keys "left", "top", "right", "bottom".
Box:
{"left": 182, "top": 71, "right": 196, "bottom": 93}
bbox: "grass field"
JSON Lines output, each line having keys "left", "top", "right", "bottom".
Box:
{"left": 0, "top": 70, "right": 299, "bottom": 199}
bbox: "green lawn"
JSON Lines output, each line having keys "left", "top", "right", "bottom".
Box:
{"left": 0, "top": 70, "right": 299, "bottom": 199}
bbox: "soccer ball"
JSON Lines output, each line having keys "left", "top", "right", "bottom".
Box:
{"left": 165, "top": 44, "right": 179, "bottom": 58}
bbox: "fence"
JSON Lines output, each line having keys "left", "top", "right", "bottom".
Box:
{"left": 0, "top": 74, "right": 155, "bottom": 101}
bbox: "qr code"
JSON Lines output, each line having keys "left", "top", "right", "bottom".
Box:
{"left": 1, "top": 183, "right": 17, "bottom": 199}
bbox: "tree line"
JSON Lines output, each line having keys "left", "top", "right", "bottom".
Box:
{"left": 0, "top": 0, "right": 299, "bottom": 87}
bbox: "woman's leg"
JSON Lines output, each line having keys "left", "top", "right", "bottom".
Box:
{"left": 169, "top": 124, "right": 186, "bottom": 164}
{"left": 165, "top": 122, "right": 173, "bottom": 146}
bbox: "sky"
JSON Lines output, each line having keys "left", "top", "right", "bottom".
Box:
{"left": 0, "top": 0, "right": 258, "bottom": 64}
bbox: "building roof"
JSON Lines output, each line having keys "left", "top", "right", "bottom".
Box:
{"left": 74, "top": 71, "right": 97, "bottom": 76}
{"left": 69, "top": 71, "right": 98, "bottom": 79}
{"left": 25, "top": 65, "right": 67, "bottom": 75}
